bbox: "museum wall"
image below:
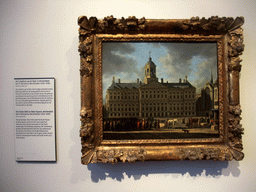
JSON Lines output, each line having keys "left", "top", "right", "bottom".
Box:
{"left": 1, "top": 0, "right": 256, "bottom": 191}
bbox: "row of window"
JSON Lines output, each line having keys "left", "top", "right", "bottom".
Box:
{"left": 110, "top": 103, "right": 138, "bottom": 107}
{"left": 109, "top": 95, "right": 138, "bottom": 100}
{"left": 141, "top": 90, "right": 194, "bottom": 94}
{"left": 141, "top": 112, "right": 195, "bottom": 118}
{"left": 109, "top": 106, "right": 195, "bottom": 112}
{"left": 109, "top": 95, "right": 195, "bottom": 100}
{"left": 109, "top": 113, "right": 138, "bottom": 117}
{"left": 141, "top": 94, "right": 194, "bottom": 99}
{"left": 109, "top": 112, "right": 195, "bottom": 118}
{"left": 141, "top": 106, "right": 195, "bottom": 111}
{"left": 109, "top": 102, "right": 195, "bottom": 108}
{"left": 109, "top": 92, "right": 138, "bottom": 95}
{"left": 109, "top": 90, "right": 195, "bottom": 95}
{"left": 141, "top": 102, "right": 195, "bottom": 106}
{"left": 109, "top": 108, "right": 139, "bottom": 112}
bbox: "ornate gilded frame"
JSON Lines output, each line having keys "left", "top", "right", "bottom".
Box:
{"left": 78, "top": 16, "right": 244, "bottom": 164}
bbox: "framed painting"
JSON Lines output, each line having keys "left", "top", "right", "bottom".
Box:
{"left": 78, "top": 16, "right": 244, "bottom": 164}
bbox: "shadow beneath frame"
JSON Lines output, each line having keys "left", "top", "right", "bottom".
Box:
{"left": 88, "top": 160, "right": 241, "bottom": 182}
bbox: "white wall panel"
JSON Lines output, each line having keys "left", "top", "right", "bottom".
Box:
{"left": 1, "top": 0, "right": 256, "bottom": 191}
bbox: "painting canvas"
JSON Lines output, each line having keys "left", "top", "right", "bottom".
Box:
{"left": 102, "top": 42, "right": 219, "bottom": 140}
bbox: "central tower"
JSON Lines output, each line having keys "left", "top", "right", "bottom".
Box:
{"left": 144, "top": 54, "right": 158, "bottom": 84}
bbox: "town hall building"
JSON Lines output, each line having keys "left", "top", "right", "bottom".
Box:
{"left": 104, "top": 56, "right": 197, "bottom": 119}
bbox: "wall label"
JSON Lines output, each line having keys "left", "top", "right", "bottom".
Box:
{"left": 14, "top": 78, "right": 56, "bottom": 161}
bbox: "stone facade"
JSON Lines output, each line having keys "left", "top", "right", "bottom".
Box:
{"left": 105, "top": 56, "right": 197, "bottom": 119}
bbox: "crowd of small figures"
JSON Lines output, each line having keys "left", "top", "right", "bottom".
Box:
{"left": 103, "top": 117, "right": 218, "bottom": 132}
{"left": 103, "top": 118, "right": 159, "bottom": 132}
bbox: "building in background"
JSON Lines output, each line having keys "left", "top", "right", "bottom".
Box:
{"left": 196, "top": 73, "right": 218, "bottom": 119}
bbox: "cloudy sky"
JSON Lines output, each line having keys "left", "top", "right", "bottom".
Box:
{"left": 102, "top": 42, "right": 217, "bottom": 102}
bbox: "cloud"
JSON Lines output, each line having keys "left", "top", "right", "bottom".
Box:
{"left": 191, "top": 57, "right": 218, "bottom": 92}
{"left": 158, "top": 42, "right": 217, "bottom": 91}
{"left": 162, "top": 43, "right": 217, "bottom": 60}
{"left": 159, "top": 52, "right": 193, "bottom": 81}
{"left": 102, "top": 42, "right": 137, "bottom": 78}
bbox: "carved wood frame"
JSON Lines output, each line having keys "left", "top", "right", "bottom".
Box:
{"left": 78, "top": 16, "right": 244, "bottom": 164}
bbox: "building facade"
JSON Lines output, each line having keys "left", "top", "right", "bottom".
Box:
{"left": 105, "top": 56, "right": 197, "bottom": 119}
{"left": 196, "top": 73, "right": 218, "bottom": 118}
